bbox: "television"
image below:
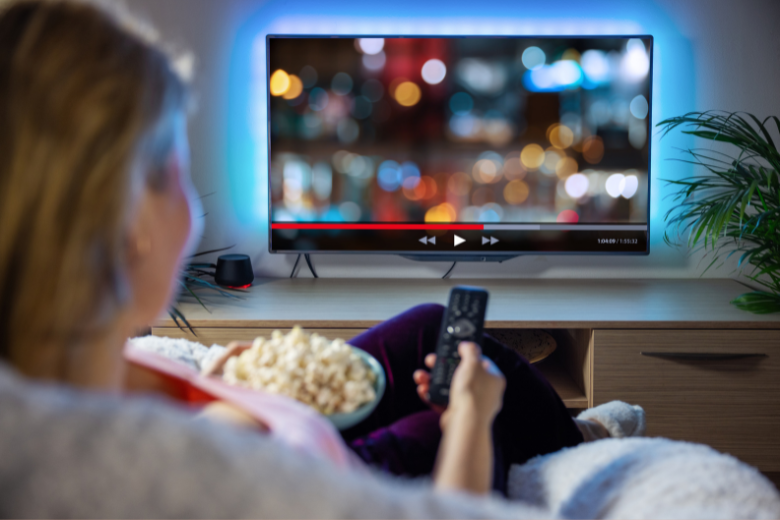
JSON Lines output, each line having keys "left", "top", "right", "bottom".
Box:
{"left": 267, "top": 35, "right": 652, "bottom": 261}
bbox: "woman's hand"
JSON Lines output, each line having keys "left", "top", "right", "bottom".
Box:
{"left": 413, "top": 342, "right": 505, "bottom": 430}
{"left": 429, "top": 343, "right": 506, "bottom": 495}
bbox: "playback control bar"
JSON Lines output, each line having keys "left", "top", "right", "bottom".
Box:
{"left": 271, "top": 223, "right": 649, "bottom": 254}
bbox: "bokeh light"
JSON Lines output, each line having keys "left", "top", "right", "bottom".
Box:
{"left": 473, "top": 158, "right": 501, "bottom": 183}
{"left": 622, "top": 174, "right": 639, "bottom": 198}
{"left": 270, "top": 69, "right": 291, "bottom": 96}
{"left": 362, "top": 51, "right": 386, "bottom": 71}
{"left": 504, "top": 180, "right": 530, "bottom": 205}
{"left": 621, "top": 38, "right": 650, "bottom": 82}
{"left": 282, "top": 74, "right": 303, "bottom": 99}
{"left": 557, "top": 209, "right": 580, "bottom": 223}
{"left": 605, "top": 173, "right": 625, "bottom": 198}
{"left": 555, "top": 157, "right": 579, "bottom": 178}
{"left": 357, "top": 38, "right": 384, "bottom": 55}
{"left": 521, "top": 46, "right": 546, "bottom": 70}
{"left": 549, "top": 124, "right": 574, "bottom": 148}
{"left": 361, "top": 79, "right": 384, "bottom": 102}
{"left": 339, "top": 201, "right": 361, "bottom": 222}
{"left": 351, "top": 96, "right": 372, "bottom": 119}
{"left": 541, "top": 148, "right": 563, "bottom": 175}
{"left": 299, "top": 65, "right": 317, "bottom": 88}
{"left": 503, "top": 153, "right": 526, "bottom": 180}
{"left": 336, "top": 118, "right": 359, "bottom": 143}
{"left": 425, "top": 202, "right": 457, "bottom": 223}
{"left": 520, "top": 143, "right": 545, "bottom": 170}
{"left": 421, "top": 59, "right": 447, "bottom": 85}
{"left": 629, "top": 94, "right": 649, "bottom": 119}
{"left": 580, "top": 50, "right": 610, "bottom": 83}
{"left": 582, "top": 136, "right": 604, "bottom": 164}
{"left": 394, "top": 81, "right": 422, "bottom": 107}
{"left": 308, "top": 87, "right": 329, "bottom": 111}
{"left": 331, "top": 72, "right": 353, "bottom": 95}
{"left": 564, "top": 173, "right": 589, "bottom": 199}
{"left": 449, "top": 92, "right": 473, "bottom": 115}
{"left": 447, "top": 172, "right": 472, "bottom": 196}
{"left": 377, "top": 160, "right": 402, "bottom": 192}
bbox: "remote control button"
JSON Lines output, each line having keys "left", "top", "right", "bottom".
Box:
{"left": 447, "top": 318, "right": 476, "bottom": 338}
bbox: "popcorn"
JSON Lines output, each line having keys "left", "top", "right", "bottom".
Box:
{"left": 222, "top": 326, "right": 377, "bottom": 415}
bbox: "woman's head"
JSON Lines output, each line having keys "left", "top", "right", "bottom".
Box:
{"left": 0, "top": 0, "right": 201, "bottom": 385}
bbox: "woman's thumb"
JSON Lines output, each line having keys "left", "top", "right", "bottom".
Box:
{"left": 457, "top": 341, "right": 482, "bottom": 361}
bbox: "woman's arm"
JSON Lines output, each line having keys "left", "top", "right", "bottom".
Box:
{"left": 415, "top": 342, "right": 506, "bottom": 495}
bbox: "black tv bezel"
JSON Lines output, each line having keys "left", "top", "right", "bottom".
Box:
{"left": 266, "top": 34, "right": 654, "bottom": 260}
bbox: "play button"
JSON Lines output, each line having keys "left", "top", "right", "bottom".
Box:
{"left": 454, "top": 235, "right": 465, "bottom": 247}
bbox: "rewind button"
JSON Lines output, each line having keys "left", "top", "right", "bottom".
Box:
{"left": 419, "top": 236, "right": 437, "bottom": 245}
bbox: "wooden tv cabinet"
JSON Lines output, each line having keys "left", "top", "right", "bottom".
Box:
{"left": 153, "top": 278, "right": 780, "bottom": 475}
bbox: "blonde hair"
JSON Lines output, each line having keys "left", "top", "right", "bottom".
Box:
{"left": 0, "top": 0, "right": 189, "bottom": 381}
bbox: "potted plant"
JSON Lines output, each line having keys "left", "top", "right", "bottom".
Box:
{"left": 659, "top": 111, "right": 780, "bottom": 314}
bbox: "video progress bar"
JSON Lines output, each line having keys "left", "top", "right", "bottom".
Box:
{"left": 272, "top": 223, "right": 648, "bottom": 231}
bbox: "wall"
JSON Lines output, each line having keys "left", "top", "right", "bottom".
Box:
{"left": 126, "top": 0, "right": 780, "bottom": 280}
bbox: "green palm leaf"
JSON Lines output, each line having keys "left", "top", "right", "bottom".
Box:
{"left": 659, "top": 111, "right": 780, "bottom": 314}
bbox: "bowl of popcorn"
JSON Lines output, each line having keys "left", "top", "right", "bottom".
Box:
{"left": 216, "top": 326, "right": 386, "bottom": 430}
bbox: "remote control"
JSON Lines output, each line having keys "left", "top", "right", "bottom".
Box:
{"left": 428, "top": 286, "right": 489, "bottom": 406}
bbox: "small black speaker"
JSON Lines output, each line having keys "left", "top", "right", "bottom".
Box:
{"left": 215, "top": 254, "right": 254, "bottom": 288}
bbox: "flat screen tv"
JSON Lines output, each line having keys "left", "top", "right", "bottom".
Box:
{"left": 267, "top": 35, "right": 652, "bottom": 261}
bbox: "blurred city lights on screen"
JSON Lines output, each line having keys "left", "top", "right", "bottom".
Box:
{"left": 564, "top": 173, "right": 589, "bottom": 199}
{"left": 421, "top": 59, "right": 447, "bottom": 85}
{"left": 621, "top": 38, "right": 649, "bottom": 82}
{"left": 520, "top": 143, "right": 545, "bottom": 170}
{"left": 582, "top": 136, "right": 604, "bottom": 164}
{"left": 361, "top": 79, "right": 384, "bottom": 102}
{"left": 557, "top": 209, "right": 580, "bottom": 223}
{"left": 357, "top": 38, "right": 384, "bottom": 55}
{"left": 282, "top": 74, "right": 303, "bottom": 99}
{"left": 629, "top": 94, "right": 649, "bottom": 119}
{"left": 299, "top": 65, "right": 317, "bottom": 88}
{"left": 362, "top": 51, "right": 386, "bottom": 71}
{"left": 449, "top": 92, "right": 473, "bottom": 114}
{"left": 521, "top": 46, "right": 546, "bottom": 70}
{"left": 394, "top": 81, "right": 422, "bottom": 106}
{"left": 270, "top": 69, "right": 291, "bottom": 96}
{"left": 331, "top": 72, "right": 354, "bottom": 95}
{"left": 580, "top": 50, "right": 610, "bottom": 84}
{"left": 503, "top": 180, "right": 530, "bottom": 205}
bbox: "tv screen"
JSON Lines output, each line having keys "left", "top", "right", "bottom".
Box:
{"left": 267, "top": 35, "right": 652, "bottom": 258}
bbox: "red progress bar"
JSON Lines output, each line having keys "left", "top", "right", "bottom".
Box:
{"left": 272, "top": 223, "right": 484, "bottom": 230}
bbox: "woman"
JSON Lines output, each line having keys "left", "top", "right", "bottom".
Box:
{"left": 0, "top": 0, "right": 629, "bottom": 516}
